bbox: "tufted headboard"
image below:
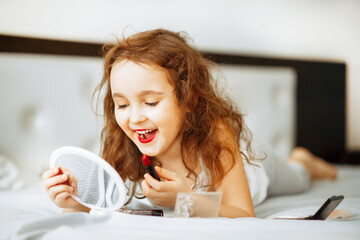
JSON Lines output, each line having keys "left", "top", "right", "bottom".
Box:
{"left": 0, "top": 35, "right": 348, "bottom": 184}
{"left": 0, "top": 53, "right": 103, "bottom": 183}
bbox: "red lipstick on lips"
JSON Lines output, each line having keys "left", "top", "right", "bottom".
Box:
{"left": 136, "top": 129, "right": 158, "bottom": 143}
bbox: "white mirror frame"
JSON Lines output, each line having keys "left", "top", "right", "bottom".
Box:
{"left": 49, "top": 146, "right": 128, "bottom": 211}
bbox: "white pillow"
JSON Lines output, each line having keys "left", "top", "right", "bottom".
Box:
{"left": 0, "top": 155, "right": 23, "bottom": 190}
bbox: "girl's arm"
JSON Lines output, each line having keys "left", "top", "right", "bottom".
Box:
{"left": 214, "top": 122, "right": 255, "bottom": 218}
{"left": 215, "top": 152, "right": 255, "bottom": 218}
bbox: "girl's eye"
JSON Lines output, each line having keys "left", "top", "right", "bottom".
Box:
{"left": 146, "top": 102, "right": 158, "bottom": 107}
{"left": 117, "top": 104, "right": 128, "bottom": 109}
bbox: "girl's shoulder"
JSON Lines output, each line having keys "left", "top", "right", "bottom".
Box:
{"left": 215, "top": 119, "right": 239, "bottom": 152}
{"left": 212, "top": 119, "right": 242, "bottom": 176}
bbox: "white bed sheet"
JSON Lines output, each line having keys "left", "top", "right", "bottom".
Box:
{"left": 1, "top": 165, "right": 359, "bottom": 240}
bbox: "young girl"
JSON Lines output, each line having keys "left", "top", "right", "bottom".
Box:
{"left": 42, "top": 29, "right": 337, "bottom": 218}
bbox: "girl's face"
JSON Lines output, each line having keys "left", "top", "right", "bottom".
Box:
{"left": 110, "top": 60, "right": 185, "bottom": 160}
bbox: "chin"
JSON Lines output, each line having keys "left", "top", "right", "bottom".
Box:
{"left": 144, "top": 150, "right": 159, "bottom": 157}
{"left": 135, "top": 140, "right": 162, "bottom": 157}
{"left": 137, "top": 146, "right": 158, "bottom": 157}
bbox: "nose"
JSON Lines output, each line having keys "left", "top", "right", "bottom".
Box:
{"left": 129, "top": 105, "right": 146, "bottom": 124}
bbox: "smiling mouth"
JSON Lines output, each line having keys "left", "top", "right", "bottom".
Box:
{"left": 135, "top": 129, "right": 158, "bottom": 143}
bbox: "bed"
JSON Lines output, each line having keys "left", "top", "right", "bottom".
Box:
{"left": 0, "top": 35, "right": 359, "bottom": 240}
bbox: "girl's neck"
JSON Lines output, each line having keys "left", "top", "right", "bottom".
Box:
{"left": 153, "top": 137, "right": 183, "bottom": 168}
{"left": 154, "top": 150, "right": 183, "bottom": 167}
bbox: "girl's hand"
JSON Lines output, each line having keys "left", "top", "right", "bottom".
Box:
{"left": 141, "top": 166, "right": 194, "bottom": 208}
{"left": 42, "top": 165, "right": 88, "bottom": 212}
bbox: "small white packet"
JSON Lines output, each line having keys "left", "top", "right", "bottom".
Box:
{"left": 174, "top": 192, "right": 222, "bottom": 218}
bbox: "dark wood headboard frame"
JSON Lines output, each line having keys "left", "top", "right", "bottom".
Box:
{"left": 1, "top": 34, "right": 357, "bottom": 164}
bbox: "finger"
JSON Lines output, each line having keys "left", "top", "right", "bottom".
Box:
{"left": 58, "top": 165, "right": 71, "bottom": 176}
{"left": 44, "top": 174, "right": 69, "bottom": 190}
{"left": 42, "top": 167, "right": 60, "bottom": 180}
{"left": 48, "top": 184, "right": 74, "bottom": 200}
{"left": 141, "top": 179, "right": 153, "bottom": 196}
{"left": 58, "top": 165, "right": 74, "bottom": 186}
{"left": 63, "top": 167, "right": 76, "bottom": 187}
{"left": 69, "top": 174, "right": 78, "bottom": 196}
{"left": 68, "top": 173, "right": 77, "bottom": 188}
{"left": 144, "top": 173, "right": 176, "bottom": 192}
{"left": 155, "top": 166, "right": 178, "bottom": 181}
{"left": 144, "top": 173, "right": 164, "bottom": 191}
{"left": 55, "top": 191, "right": 72, "bottom": 202}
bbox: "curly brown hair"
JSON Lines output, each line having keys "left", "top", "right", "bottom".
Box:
{"left": 93, "top": 29, "right": 254, "bottom": 203}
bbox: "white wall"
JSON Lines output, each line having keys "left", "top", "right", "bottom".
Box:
{"left": 1, "top": 0, "right": 359, "bottom": 150}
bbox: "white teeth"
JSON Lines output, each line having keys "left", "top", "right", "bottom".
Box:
{"left": 136, "top": 129, "right": 154, "bottom": 134}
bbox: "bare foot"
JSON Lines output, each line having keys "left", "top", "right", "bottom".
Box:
{"left": 287, "top": 147, "right": 337, "bottom": 180}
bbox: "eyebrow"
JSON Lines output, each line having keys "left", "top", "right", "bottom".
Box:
{"left": 112, "top": 90, "right": 164, "bottom": 98}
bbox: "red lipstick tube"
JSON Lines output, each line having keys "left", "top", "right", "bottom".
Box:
{"left": 141, "top": 154, "right": 160, "bottom": 181}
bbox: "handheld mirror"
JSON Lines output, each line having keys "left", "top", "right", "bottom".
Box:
{"left": 49, "top": 146, "right": 128, "bottom": 211}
